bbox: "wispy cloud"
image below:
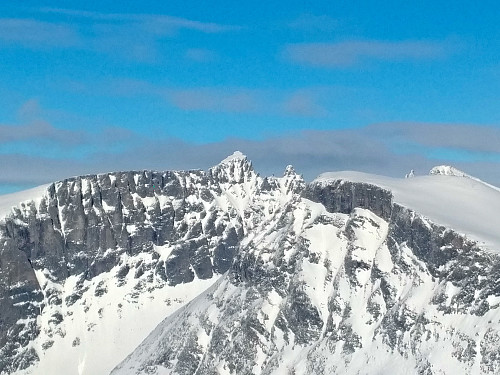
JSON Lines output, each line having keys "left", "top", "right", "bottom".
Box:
{"left": 4, "top": 122, "right": 500, "bottom": 189}
{"left": 284, "top": 39, "right": 457, "bottom": 67}
{"left": 0, "top": 100, "right": 135, "bottom": 149}
{"left": 0, "top": 8, "right": 238, "bottom": 62}
{"left": 0, "top": 18, "right": 79, "bottom": 48}
{"left": 94, "top": 79, "right": 331, "bottom": 117}
{"left": 0, "top": 119, "right": 500, "bottom": 189}
{"left": 368, "top": 122, "right": 500, "bottom": 154}
{"left": 185, "top": 48, "right": 218, "bottom": 62}
{"left": 164, "top": 86, "right": 331, "bottom": 117}
{"left": 39, "top": 7, "right": 240, "bottom": 34}
{"left": 166, "top": 88, "right": 259, "bottom": 113}
{"left": 0, "top": 100, "right": 83, "bottom": 143}
{"left": 0, "top": 120, "right": 82, "bottom": 144}
{"left": 288, "top": 14, "right": 339, "bottom": 32}
{"left": 281, "top": 92, "right": 329, "bottom": 117}
{"left": 17, "top": 98, "right": 43, "bottom": 121}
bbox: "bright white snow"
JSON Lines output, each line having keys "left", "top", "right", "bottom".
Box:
{"left": 219, "top": 150, "right": 246, "bottom": 164}
{"left": 429, "top": 165, "right": 471, "bottom": 178}
{"left": 314, "top": 171, "right": 500, "bottom": 251}
{"left": 16, "top": 261, "right": 218, "bottom": 375}
{"left": 430, "top": 165, "right": 500, "bottom": 192}
{"left": 0, "top": 184, "right": 50, "bottom": 220}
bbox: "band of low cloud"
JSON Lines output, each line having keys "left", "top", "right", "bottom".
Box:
{"left": 1, "top": 118, "right": 499, "bottom": 192}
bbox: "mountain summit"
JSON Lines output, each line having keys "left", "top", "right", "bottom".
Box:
{"left": 219, "top": 150, "right": 247, "bottom": 164}
{"left": 1, "top": 154, "right": 500, "bottom": 374}
{"left": 429, "top": 165, "right": 471, "bottom": 177}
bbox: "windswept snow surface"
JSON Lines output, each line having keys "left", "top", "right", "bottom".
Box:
{"left": 430, "top": 165, "right": 500, "bottom": 192}
{"left": 314, "top": 171, "right": 500, "bottom": 251}
{"left": 0, "top": 184, "right": 50, "bottom": 219}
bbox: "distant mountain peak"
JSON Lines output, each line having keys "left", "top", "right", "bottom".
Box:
{"left": 219, "top": 150, "right": 247, "bottom": 164}
{"left": 210, "top": 151, "right": 255, "bottom": 184}
{"left": 283, "top": 164, "right": 297, "bottom": 176}
{"left": 281, "top": 164, "right": 305, "bottom": 195}
{"left": 429, "top": 165, "right": 500, "bottom": 193}
{"left": 429, "top": 165, "right": 470, "bottom": 178}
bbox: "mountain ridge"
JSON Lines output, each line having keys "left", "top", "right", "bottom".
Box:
{"left": 113, "top": 176, "right": 500, "bottom": 374}
{"left": 0, "top": 155, "right": 500, "bottom": 374}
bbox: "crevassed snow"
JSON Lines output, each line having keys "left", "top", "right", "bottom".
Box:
{"left": 314, "top": 171, "right": 500, "bottom": 251}
{"left": 0, "top": 184, "right": 50, "bottom": 219}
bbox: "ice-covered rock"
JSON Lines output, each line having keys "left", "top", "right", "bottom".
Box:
{"left": 429, "top": 165, "right": 470, "bottom": 177}
{"left": 405, "top": 169, "right": 415, "bottom": 178}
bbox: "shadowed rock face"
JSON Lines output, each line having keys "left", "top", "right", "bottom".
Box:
{"left": 0, "top": 156, "right": 306, "bottom": 374}
{"left": 0, "top": 161, "right": 261, "bottom": 373}
{"left": 0, "top": 238, "right": 43, "bottom": 370}
{"left": 303, "top": 179, "right": 393, "bottom": 220}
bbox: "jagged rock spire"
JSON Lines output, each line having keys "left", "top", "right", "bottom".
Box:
{"left": 281, "top": 164, "right": 305, "bottom": 195}
{"left": 209, "top": 151, "right": 255, "bottom": 184}
{"left": 283, "top": 165, "right": 296, "bottom": 177}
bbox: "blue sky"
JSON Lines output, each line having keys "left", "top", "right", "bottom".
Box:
{"left": 1, "top": 1, "right": 500, "bottom": 193}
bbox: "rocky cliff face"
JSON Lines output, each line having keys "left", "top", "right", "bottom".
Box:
{"left": 113, "top": 176, "right": 500, "bottom": 375}
{"left": 1, "top": 154, "right": 500, "bottom": 374}
{"left": 0, "top": 154, "right": 305, "bottom": 375}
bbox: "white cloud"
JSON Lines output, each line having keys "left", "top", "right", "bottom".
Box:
{"left": 39, "top": 8, "right": 240, "bottom": 34}
{"left": 281, "top": 92, "right": 329, "bottom": 117}
{"left": 285, "top": 39, "right": 457, "bottom": 67}
{"left": 185, "top": 48, "right": 218, "bottom": 62}
{"left": 166, "top": 88, "right": 259, "bottom": 113}
{"left": 0, "top": 18, "right": 80, "bottom": 48}
{"left": 2, "top": 123, "right": 500, "bottom": 189}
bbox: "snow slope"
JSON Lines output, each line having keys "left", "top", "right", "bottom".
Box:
{"left": 3, "top": 158, "right": 500, "bottom": 375}
{"left": 0, "top": 184, "right": 50, "bottom": 219}
{"left": 314, "top": 171, "right": 500, "bottom": 251}
{"left": 430, "top": 165, "right": 500, "bottom": 192}
{"left": 0, "top": 154, "right": 306, "bottom": 375}
{"left": 112, "top": 179, "right": 500, "bottom": 375}
{"left": 17, "top": 265, "right": 217, "bottom": 375}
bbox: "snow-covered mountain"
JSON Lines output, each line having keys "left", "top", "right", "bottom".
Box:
{"left": 1, "top": 154, "right": 500, "bottom": 374}
{"left": 429, "top": 165, "right": 500, "bottom": 193}
{"left": 429, "top": 165, "right": 471, "bottom": 178}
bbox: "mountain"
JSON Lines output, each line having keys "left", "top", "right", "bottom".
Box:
{"left": 429, "top": 165, "right": 500, "bottom": 193}
{"left": 429, "top": 165, "right": 471, "bottom": 178}
{"left": 1, "top": 154, "right": 500, "bottom": 374}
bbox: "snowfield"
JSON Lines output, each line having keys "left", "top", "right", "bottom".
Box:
{"left": 0, "top": 184, "right": 50, "bottom": 219}
{"left": 314, "top": 171, "right": 500, "bottom": 251}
